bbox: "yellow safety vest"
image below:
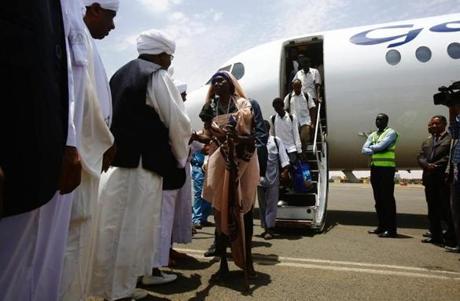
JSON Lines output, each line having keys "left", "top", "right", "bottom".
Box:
{"left": 370, "top": 128, "right": 398, "bottom": 167}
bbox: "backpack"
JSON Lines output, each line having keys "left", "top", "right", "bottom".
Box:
{"left": 286, "top": 91, "right": 309, "bottom": 114}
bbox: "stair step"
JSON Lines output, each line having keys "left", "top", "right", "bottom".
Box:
{"left": 279, "top": 191, "right": 317, "bottom": 206}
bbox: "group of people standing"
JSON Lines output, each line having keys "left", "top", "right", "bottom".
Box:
{"left": 1, "top": 1, "right": 195, "bottom": 300}
{"left": 361, "top": 112, "right": 460, "bottom": 257}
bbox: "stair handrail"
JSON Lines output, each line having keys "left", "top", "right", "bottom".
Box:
{"left": 312, "top": 101, "right": 322, "bottom": 158}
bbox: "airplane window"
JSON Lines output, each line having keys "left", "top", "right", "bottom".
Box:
{"left": 415, "top": 46, "right": 432, "bottom": 63}
{"left": 205, "top": 65, "right": 232, "bottom": 84}
{"left": 385, "top": 49, "right": 401, "bottom": 65}
{"left": 231, "top": 62, "right": 245, "bottom": 80}
{"left": 447, "top": 42, "right": 460, "bottom": 59}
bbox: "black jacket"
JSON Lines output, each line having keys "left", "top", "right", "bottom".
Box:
{"left": 0, "top": 1, "right": 68, "bottom": 217}
{"left": 110, "top": 58, "right": 185, "bottom": 190}
{"left": 417, "top": 132, "right": 451, "bottom": 185}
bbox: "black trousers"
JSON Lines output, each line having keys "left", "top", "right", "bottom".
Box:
{"left": 370, "top": 166, "right": 397, "bottom": 233}
{"left": 451, "top": 164, "right": 460, "bottom": 247}
{"left": 215, "top": 210, "right": 254, "bottom": 257}
{"left": 424, "top": 173, "right": 454, "bottom": 241}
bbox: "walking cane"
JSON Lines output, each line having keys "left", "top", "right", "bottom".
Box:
{"left": 226, "top": 116, "right": 250, "bottom": 292}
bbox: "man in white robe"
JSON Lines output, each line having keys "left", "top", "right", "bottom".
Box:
{"left": 59, "top": 1, "right": 116, "bottom": 300}
{"left": 0, "top": 1, "right": 82, "bottom": 300}
{"left": 89, "top": 29, "right": 191, "bottom": 300}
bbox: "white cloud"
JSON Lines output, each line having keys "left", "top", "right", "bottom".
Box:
{"left": 136, "top": 0, "right": 182, "bottom": 13}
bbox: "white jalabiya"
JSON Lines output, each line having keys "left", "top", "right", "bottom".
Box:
{"left": 89, "top": 166, "right": 162, "bottom": 300}
{"left": 89, "top": 64, "right": 191, "bottom": 299}
{"left": 0, "top": 193, "right": 73, "bottom": 301}
{"left": 147, "top": 68, "right": 192, "bottom": 267}
{"left": 0, "top": 1, "right": 82, "bottom": 299}
{"left": 172, "top": 141, "right": 203, "bottom": 244}
{"left": 171, "top": 162, "right": 192, "bottom": 244}
{"left": 153, "top": 189, "right": 179, "bottom": 267}
{"left": 60, "top": 11, "right": 114, "bottom": 301}
{"left": 147, "top": 68, "right": 191, "bottom": 168}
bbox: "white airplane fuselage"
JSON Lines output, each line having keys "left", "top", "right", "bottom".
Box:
{"left": 185, "top": 13, "right": 460, "bottom": 170}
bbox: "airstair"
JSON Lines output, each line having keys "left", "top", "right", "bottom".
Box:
{"left": 275, "top": 102, "right": 328, "bottom": 232}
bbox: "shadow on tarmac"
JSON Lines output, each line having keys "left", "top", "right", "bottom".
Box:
{"left": 326, "top": 210, "right": 427, "bottom": 230}
{"left": 188, "top": 269, "right": 271, "bottom": 300}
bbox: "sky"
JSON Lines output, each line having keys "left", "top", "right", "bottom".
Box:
{"left": 96, "top": 0, "right": 460, "bottom": 91}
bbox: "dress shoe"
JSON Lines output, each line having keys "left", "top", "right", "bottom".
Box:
{"left": 204, "top": 244, "right": 217, "bottom": 257}
{"left": 422, "top": 231, "right": 431, "bottom": 238}
{"left": 445, "top": 245, "right": 460, "bottom": 253}
{"left": 368, "top": 228, "right": 384, "bottom": 235}
{"left": 378, "top": 231, "right": 397, "bottom": 238}
{"left": 263, "top": 232, "right": 273, "bottom": 240}
{"left": 421, "top": 238, "right": 443, "bottom": 245}
{"left": 201, "top": 220, "right": 214, "bottom": 227}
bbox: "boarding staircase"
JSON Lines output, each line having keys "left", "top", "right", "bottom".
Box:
{"left": 275, "top": 102, "right": 329, "bottom": 232}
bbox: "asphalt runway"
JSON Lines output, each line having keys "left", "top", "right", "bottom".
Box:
{"left": 140, "top": 183, "right": 460, "bottom": 300}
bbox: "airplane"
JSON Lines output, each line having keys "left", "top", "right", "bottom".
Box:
{"left": 184, "top": 13, "right": 460, "bottom": 231}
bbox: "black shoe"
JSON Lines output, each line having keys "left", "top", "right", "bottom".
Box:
{"left": 201, "top": 221, "right": 214, "bottom": 227}
{"left": 422, "top": 231, "right": 431, "bottom": 238}
{"left": 204, "top": 244, "right": 217, "bottom": 257}
{"left": 378, "top": 231, "right": 397, "bottom": 238}
{"left": 445, "top": 245, "right": 460, "bottom": 253}
{"left": 368, "top": 228, "right": 384, "bottom": 235}
{"left": 421, "top": 238, "right": 443, "bottom": 245}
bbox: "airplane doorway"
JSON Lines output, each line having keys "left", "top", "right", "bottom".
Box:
{"left": 276, "top": 37, "right": 329, "bottom": 232}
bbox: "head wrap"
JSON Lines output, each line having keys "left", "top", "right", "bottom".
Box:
{"left": 83, "top": 0, "right": 120, "bottom": 12}
{"left": 206, "top": 70, "right": 246, "bottom": 103}
{"left": 137, "top": 29, "right": 176, "bottom": 55}
{"left": 174, "top": 80, "right": 187, "bottom": 94}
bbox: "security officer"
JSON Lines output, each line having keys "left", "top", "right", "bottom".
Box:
{"left": 362, "top": 113, "right": 398, "bottom": 238}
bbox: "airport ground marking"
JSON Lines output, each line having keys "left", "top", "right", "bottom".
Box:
{"left": 176, "top": 248, "right": 460, "bottom": 280}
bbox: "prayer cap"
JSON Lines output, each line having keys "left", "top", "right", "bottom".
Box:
{"left": 83, "top": 0, "right": 120, "bottom": 12}
{"left": 137, "top": 29, "right": 176, "bottom": 55}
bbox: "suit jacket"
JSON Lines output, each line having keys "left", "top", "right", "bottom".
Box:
{"left": 0, "top": 1, "right": 68, "bottom": 217}
{"left": 417, "top": 131, "right": 451, "bottom": 186}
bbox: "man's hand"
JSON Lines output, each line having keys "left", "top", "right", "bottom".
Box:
{"left": 426, "top": 163, "right": 438, "bottom": 172}
{"left": 59, "top": 146, "right": 82, "bottom": 194}
{"left": 0, "top": 166, "right": 4, "bottom": 217}
{"left": 102, "top": 144, "right": 117, "bottom": 173}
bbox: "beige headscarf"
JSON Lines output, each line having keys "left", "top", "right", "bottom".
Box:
{"left": 205, "top": 70, "right": 247, "bottom": 103}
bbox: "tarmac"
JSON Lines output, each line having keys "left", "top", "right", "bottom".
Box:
{"left": 117, "top": 183, "right": 460, "bottom": 300}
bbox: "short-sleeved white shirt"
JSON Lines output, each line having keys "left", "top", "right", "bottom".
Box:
{"left": 271, "top": 113, "right": 302, "bottom": 154}
{"left": 293, "top": 68, "right": 321, "bottom": 100}
{"left": 283, "top": 91, "right": 316, "bottom": 127}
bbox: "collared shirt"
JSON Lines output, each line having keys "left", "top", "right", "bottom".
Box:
{"left": 293, "top": 67, "right": 322, "bottom": 100}
{"left": 283, "top": 91, "right": 316, "bottom": 126}
{"left": 449, "top": 115, "right": 460, "bottom": 164}
{"left": 260, "top": 136, "right": 290, "bottom": 187}
{"left": 361, "top": 127, "right": 398, "bottom": 155}
{"left": 271, "top": 112, "right": 302, "bottom": 153}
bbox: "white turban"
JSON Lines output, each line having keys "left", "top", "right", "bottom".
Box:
{"left": 137, "top": 29, "right": 175, "bottom": 55}
{"left": 83, "top": 0, "right": 119, "bottom": 12}
{"left": 174, "top": 80, "right": 187, "bottom": 94}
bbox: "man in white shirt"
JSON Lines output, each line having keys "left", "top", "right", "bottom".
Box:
{"left": 258, "top": 120, "right": 290, "bottom": 240}
{"left": 294, "top": 55, "right": 322, "bottom": 104}
{"left": 284, "top": 79, "right": 317, "bottom": 157}
{"left": 270, "top": 97, "right": 302, "bottom": 166}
